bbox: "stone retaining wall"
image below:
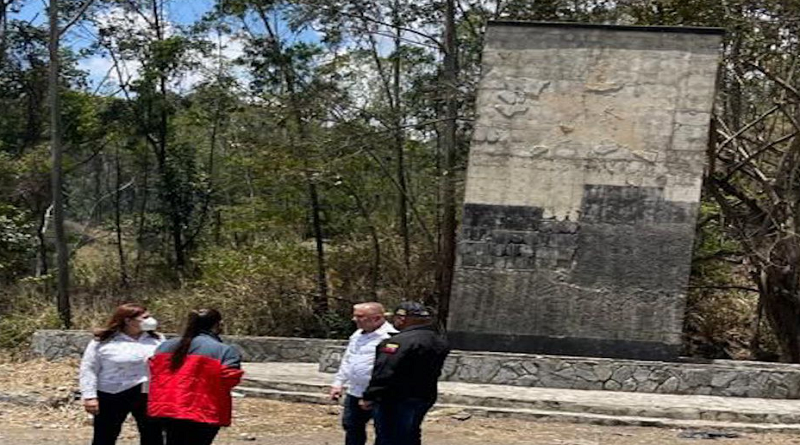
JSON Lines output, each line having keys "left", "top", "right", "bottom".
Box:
{"left": 319, "top": 346, "right": 800, "bottom": 399}
{"left": 31, "top": 330, "right": 345, "bottom": 363}
{"left": 34, "top": 330, "right": 800, "bottom": 399}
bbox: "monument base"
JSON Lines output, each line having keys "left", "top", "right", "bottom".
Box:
{"left": 448, "top": 331, "right": 680, "bottom": 361}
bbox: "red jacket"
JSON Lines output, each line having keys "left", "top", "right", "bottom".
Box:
{"left": 148, "top": 332, "right": 244, "bottom": 426}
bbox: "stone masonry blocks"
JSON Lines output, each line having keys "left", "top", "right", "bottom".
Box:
{"left": 317, "top": 346, "right": 800, "bottom": 400}
{"left": 30, "top": 330, "right": 345, "bottom": 363}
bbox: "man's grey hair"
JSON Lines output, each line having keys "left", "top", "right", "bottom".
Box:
{"left": 353, "top": 302, "right": 385, "bottom": 315}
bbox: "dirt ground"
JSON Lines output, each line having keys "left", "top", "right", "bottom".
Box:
{"left": 3, "top": 357, "right": 800, "bottom": 445}
{"left": 4, "top": 399, "right": 800, "bottom": 445}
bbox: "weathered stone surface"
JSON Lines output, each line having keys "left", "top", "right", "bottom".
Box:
{"left": 711, "top": 371, "right": 737, "bottom": 387}
{"left": 31, "top": 330, "right": 344, "bottom": 363}
{"left": 594, "top": 364, "right": 614, "bottom": 382}
{"left": 611, "top": 366, "right": 633, "bottom": 383}
{"left": 657, "top": 376, "right": 680, "bottom": 394}
{"left": 448, "top": 22, "right": 724, "bottom": 360}
{"left": 621, "top": 378, "right": 638, "bottom": 392}
{"left": 317, "top": 345, "right": 800, "bottom": 399}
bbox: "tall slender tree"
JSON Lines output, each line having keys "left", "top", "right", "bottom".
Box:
{"left": 48, "top": 0, "right": 70, "bottom": 327}
{"left": 435, "top": 0, "right": 458, "bottom": 325}
{"left": 0, "top": 0, "right": 13, "bottom": 69}
{"left": 213, "top": 0, "right": 332, "bottom": 312}
{"left": 48, "top": 0, "right": 96, "bottom": 327}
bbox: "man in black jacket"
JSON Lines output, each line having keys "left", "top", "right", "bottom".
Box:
{"left": 359, "top": 302, "right": 450, "bottom": 445}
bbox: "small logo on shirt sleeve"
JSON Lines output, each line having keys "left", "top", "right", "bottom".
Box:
{"left": 380, "top": 343, "right": 400, "bottom": 354}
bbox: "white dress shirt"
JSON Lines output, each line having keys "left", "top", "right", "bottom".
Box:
{"left": 79, "top": 332, "right": 163, "bottom": 399}
{"left": 333, "top": 321, "right": 398, "bottom": 398}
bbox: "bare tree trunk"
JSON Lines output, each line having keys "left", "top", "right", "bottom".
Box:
{"left": 255, "top": 7, "right": 328, "bottom": 312}
{"left": 435, "top": 0, "right": 458, "bottom": 325}
{"left": 761, "top": 256, "right": 800, "bottom": 362}
{"left": 182, "top": 85, "right": 223, "bottom": 253}
{"left": 392, "top": 0, "right": 410, "bottom": 277}
{"left": 49, "top": 0, "right": 71, "bottom": 328}
{"left": 286, "top": 55, "right": 328, "bottom": 312}
{"left": 114, "top": 143, "right": 128, "bottom": 287}
{"left": 710, "top": 114, "right": 800, "bottom": 362}
{"left": 0, "top": 0, "right": 9, "bottom": 70}
{"left": 727, "top": 33, "right": 743, "bottom": 131}
{"left": 307, "top": 174, "right": 328, "bottom": 311}
{"left": 102, "top": 3, "right": 185, "bottom": 273}
{"left": 343, "top": 181, "right": 381, "bottom": 299}
{"left": 93, "top": 152, "right": 104, "bottom": 223}
{"left": 150, "top": 0, "right": 185, "bottom": 271}
{"left": 213, "top": 209, "right": 222, "bottom": 245}
{"left": 134, "top": 150, "right": 148, "bottom": 279}
{"left": 36, "top": 204, "right": 52, "bottom": 277}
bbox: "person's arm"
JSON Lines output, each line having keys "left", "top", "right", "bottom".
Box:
{"left": 361, "top": 339, "right": 411, "bottom": 403}
{"left": 78, "top": 339, "right": 101, "bottom": 414}
{"left": 330, "top": 336, "right": 356, "bottom": 400}
{"left": 220, "top": 346, "right": 244, "bottom": 389}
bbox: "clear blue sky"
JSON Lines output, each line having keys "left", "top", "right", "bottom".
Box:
{"left": 9, "top": 0, "right": 320, "bottom": 92}
{"left": 14, "top": 0, "right": 215, "bottom": 26}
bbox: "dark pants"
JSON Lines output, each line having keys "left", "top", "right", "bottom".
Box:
{"left": 373, "top": 398, "right": 434, "bottom": 445}
{"left": 93, "top": 385, "right": 163, "bottom": 445}
{"left": 163, "top": 419, "right": 220, "bottom": 445}
{"left": 342, "top": 395, "right": 374, "bottom": 445}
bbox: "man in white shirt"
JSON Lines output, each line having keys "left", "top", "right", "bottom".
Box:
{"left": 330, "top": 302, "right": 397, "bottom": 445}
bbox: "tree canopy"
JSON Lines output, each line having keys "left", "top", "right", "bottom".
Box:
{"left": 2, "top": 0, "right": 800, "bottom": 361}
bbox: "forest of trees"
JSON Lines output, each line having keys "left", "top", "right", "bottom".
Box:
{"left": 1, "top": 0, "right": 800, "bottom": 362}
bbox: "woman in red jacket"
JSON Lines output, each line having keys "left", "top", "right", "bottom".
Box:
{"left": 148, "top": 309, "right": 244, "bottom": 445}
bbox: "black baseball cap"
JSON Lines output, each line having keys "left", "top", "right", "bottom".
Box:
{"left": 392, "top": 301, "right": 432, "bottom": 317}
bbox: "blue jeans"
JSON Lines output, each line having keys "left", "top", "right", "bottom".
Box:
{"left": 342, "top": 395, "right": 374, "bottom": 445}
{"left": 373, "top": 398, "right": 434, "bottom": 445}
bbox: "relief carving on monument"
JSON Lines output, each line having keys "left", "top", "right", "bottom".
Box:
{"left": 473, "top": 126, "right": 510, "bottom": 144}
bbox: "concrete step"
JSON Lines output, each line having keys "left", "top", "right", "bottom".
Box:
{"left": 234, "top": 386, "right": 800, "bottom": 434}
{"left": 237, "top": 386, "right": 332, "bottom": 405}
{"left": 241, "top": 378, "right": 327, "bottom": 395}
{"left": 437, "top": 391, "right": 800, "bottom": 424}
{"left": 240, "top": 367, "right": 800, "bottom": 425}
{"left": 432, "top": 404, "right": 800, "bottom": 434}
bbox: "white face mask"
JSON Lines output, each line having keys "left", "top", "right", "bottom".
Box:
{"left": 139, "top": 317, "right": 158, "bottom": 332}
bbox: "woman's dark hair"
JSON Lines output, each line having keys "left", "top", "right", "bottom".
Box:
{"left": 170, "top": 308, "right": 222, "bottom": 370}
{"left": 93, "top": 303, "right": 159, "bottom": 341}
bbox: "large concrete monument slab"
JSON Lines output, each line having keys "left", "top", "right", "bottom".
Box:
{"left": 448, "top": 22, "right": 724, "bottom": 360}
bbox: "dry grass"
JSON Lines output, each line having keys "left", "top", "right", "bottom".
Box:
{"left": 0, "top": 354, "right": 84, "bottom": 430}
{"left": 0, "top": 356, "right": 79, "bottom": 392}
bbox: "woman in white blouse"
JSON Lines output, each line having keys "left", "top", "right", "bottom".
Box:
{"left": 79, "top": 303, "right": 164, "bottom": 445}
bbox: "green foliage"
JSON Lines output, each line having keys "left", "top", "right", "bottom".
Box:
{"left": 2, "top": 0, "right": 798, "bottom": 359}
{"left": 61, "top": 91, "right": 107, "bottom": 145}
{"left": 0, "top": 203, "right": 34, "bottom": 283}
{"left": 0, "top": 287, "right": 60, "bottom": 350}
{"left": 146, "top": 241, "right": 343, "bottom": 337}
{"left": 684, "top": 200, "right": 772, "bottom": 359}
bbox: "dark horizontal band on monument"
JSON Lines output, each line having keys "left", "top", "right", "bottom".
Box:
{"left": 487, "top": 20, "right": 726, "bottom": 36}
{"left": 448, "top": 331, "right": 681, "bottom": 362}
